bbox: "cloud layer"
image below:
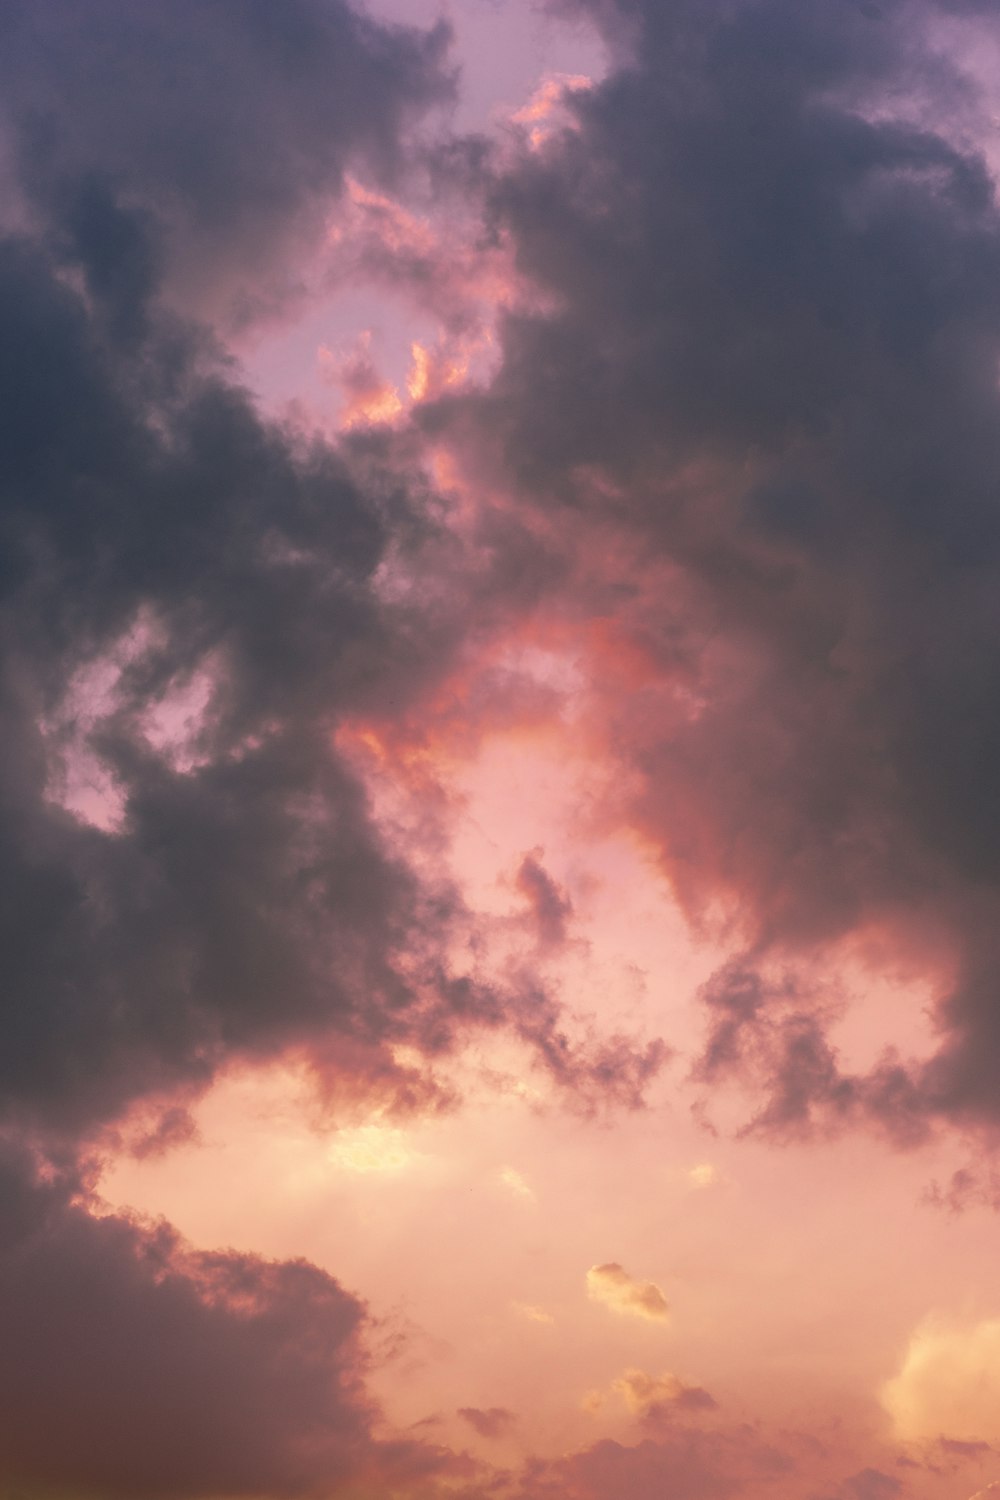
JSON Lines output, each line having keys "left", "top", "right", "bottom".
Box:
{"left": 7, "top": 0, "right": 1000, "bottom": 1495}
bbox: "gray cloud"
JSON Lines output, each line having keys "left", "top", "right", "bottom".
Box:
{"left": 458, "top": 1406, "right": 518, "bottom": 1439}
{"left": 426, "top": 0, "right": 1000, "bottom": 1136}
{"left": 0, "top": 0, "right": 454, "bottom": 327}
{"left": 0, "top": 1140, "right": 383, "bottom": 1498}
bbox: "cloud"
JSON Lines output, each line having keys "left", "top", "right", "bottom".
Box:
{"left": 512, "top": 1425, "right": 794, "bottom": 1500}
{"left": 0, "top": 164, "right": 620, "bottom": 1140}
{"left": 424, "top": 0, "right": 1000, "bottom": 1138}
{"left": 515, "top": 849, "right": 573, "bottom": 947}
{"left": 0, "top": 0, "right": 454, "bottom": 326}
{"left": 512, "top": 1301, "right": 556, "bottom": 1325}
{"left": 458, "top": 1407, "right": 518, "bottom": 1439}
{"left": 883, "top": 1316, "right": 1000, "bottom": 1444}
{"left": 830, "top": 1470, "right": 904, "bottom": 1500}
{"left": 0, "top": 223, "right": 458, "bottom": 1134}
{"left": 499, "top": 1165, "right": 536, "bottom": 1200}
{"left": 0, "top": 1140, "right": 393, "bottom": 1499}
{"left": 614, "top": 1370, "right": 717, "bottom": 1418}
{"left": 586, "top": 1263, "right": 669, "bottom": 1322}
{"left": 327, "top": 1124, "right": 418, "bottom": 1173}
{"left": 585, "top": 1369, "right": 717, "bottom": 1420}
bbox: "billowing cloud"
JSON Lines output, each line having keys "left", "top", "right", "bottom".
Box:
{"left": 0, "top": 1141, "right": 382, "bottom": 1499}
{"left": 425, "top": 0, "right": 1000, "bottom": 1137}
{"left": 586, "top": 1263, "right": 669, "bottom": 1322}
{"left": 0, "top": 223, "right": 453, "bottom": 1135}
{"left": 0, "top": 0, "right": 454, "bottom": 325}
{"left": 883, "top": 1317, "right": 1000, "bottom": 1444}
{"left": 9, "top": 0, "right": 1000, "bottom": 1495}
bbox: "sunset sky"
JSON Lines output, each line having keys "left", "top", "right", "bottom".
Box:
{"left": 5, "top": 2, "right": 1000, "bottom": 1498}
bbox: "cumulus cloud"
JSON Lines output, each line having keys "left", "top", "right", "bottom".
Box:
{"left": 883, "top": 1316, "right": 1000, "bottom": 1444}
{"left": 586, "top": 1263, "right": 669, "bottom": 1322}
{"left": 0, "top": 0, "right": 454, "bottom": 325}
{"left": 10, "top": 0, "right": 1000, "bottom": 1493}
{"left": 0, "top": 1141, "right": 383, "bottom": 1499}
{"left": 424, "top": 0, "right": 1000, "bottom": 1138}
{"left": 0, "top": 5, "right": 662, "bottom": 1489}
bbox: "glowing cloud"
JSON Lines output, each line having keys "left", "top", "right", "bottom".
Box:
{"left": 586, "top": 1263, "right": 670, "bottom": 1323}
{"left": 883, "top": 1317, "right": 1000, "bottom": 1443}
{"left": 585, "top": 1368, "right": 717, "bottom": 1416}
{"left": 327, "top": 1126, "right": 416, "bottom": 1174}
{"left": 612, "top": 1369, "right": 716, "bottom": 1415}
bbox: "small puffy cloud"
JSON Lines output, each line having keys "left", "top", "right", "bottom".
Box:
{"left": 512, "top": 1301, "right": 555, "bottom": 1325}
{"left": 499, "top": 1166, "right": 535, "bottom": 1200}
{"left": 613, "top": 1370, "right": 717, "bottom": 1417}
{"left": 586, "top": 1263, "right": 669, "bottom": 1323}
{"left": 586, "top": 1369, "right": 717, "bottom": 1419}
{"left": 883, "top": 1317, "right": 1000, "bottom": 1443}
{"left": 458, "top": 1406, "right": 517, "bottom": 1440}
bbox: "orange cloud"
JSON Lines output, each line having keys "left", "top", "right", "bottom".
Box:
{"left": 883, "top": 1317, "right": 1000, "bottom": 1445}
{"left": 611, "top": 1369, "right": 716, "bottom": 1416}
{"left": 586, "top": 1263, "right": 669, "bottom": 1322}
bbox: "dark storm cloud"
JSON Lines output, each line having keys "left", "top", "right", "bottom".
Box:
{"left": 0, "top": 1140, "right": 378, "bottom": 1499}
{"left": 0, "top": 6, "right": 659, "bottom": 1140}
{"left": 0, "top": 0, "right": 454, "bottom": 324}
{"left": 0, "top": 5, "right": 679, "bottom": 1499}
{"left": 428, "top": 0, "right": 1000, "bottom": 1134}
{"left": 0, "top": 223, "right": 459, "bottom": 1133}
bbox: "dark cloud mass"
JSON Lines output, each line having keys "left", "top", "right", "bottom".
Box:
{"left": 0, "top": 0, "right": 454, "bottom": 324}
{"left": 432, "top": 0, "right": 1000, "bottom": 1135}
{"left": 0, "top": 7, "right": 469, "bottom": 1493}
{"left": 0, "top": 1142, "right": 379, "bottom": 1499}
{"left": 0, "top": 221, "right": 449, "bottom": 1132}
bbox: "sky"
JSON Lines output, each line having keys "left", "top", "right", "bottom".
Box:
{"left": 5, "top": 1, "right": 1000, "bottom": 1497}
